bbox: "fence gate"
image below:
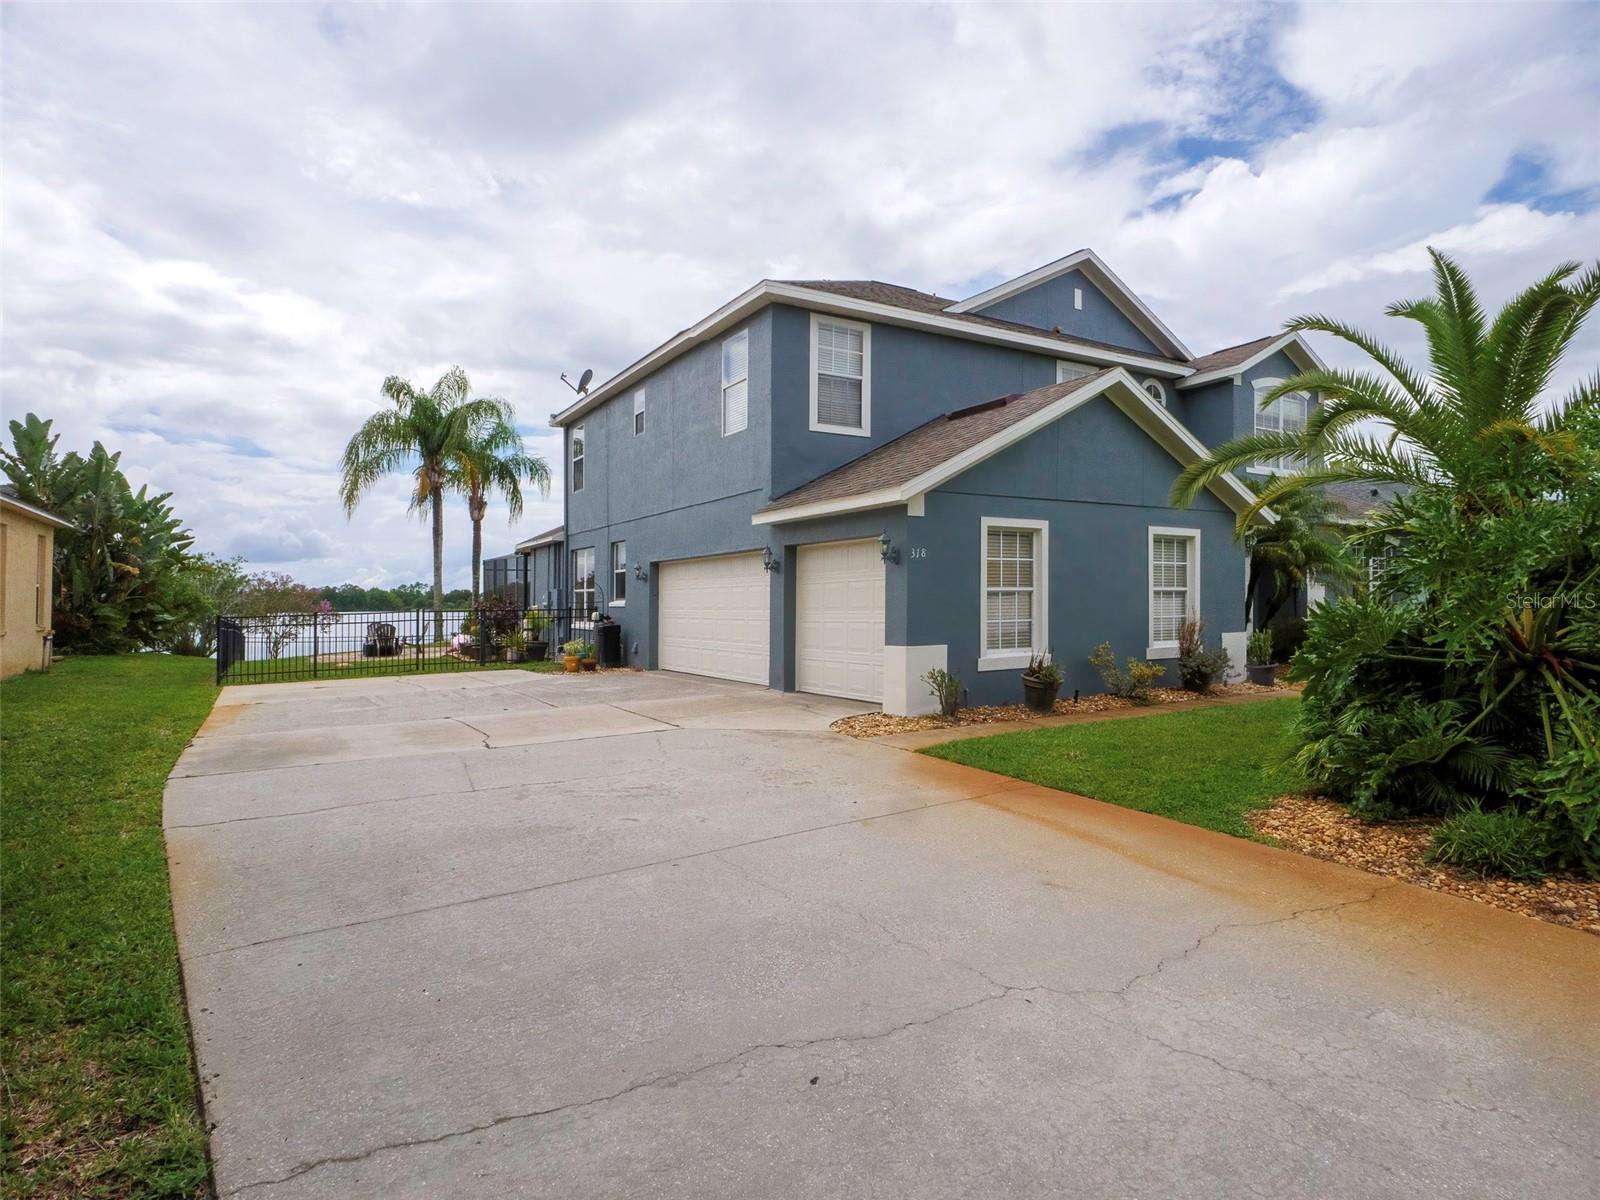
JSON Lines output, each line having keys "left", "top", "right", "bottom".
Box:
{"left": 215, "top": 606, "right": 581, "bottom": 686}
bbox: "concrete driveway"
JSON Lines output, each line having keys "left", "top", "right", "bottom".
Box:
{"left": 166, "top": 669, "right": 1599, "bottom": 1199}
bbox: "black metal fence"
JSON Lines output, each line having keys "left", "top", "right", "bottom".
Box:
{"left": 216, "top": 606, "right": 602, "bottom": 685}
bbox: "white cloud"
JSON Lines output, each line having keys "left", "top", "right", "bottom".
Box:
{"left": 2, "top": 2, "right": 1596, "bottom": 586}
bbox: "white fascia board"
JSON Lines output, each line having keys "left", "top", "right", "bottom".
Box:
{"left": 945, "top": 248, "right": 1192, "bottom": 360}
{"left": 551, "top": 280, "right": 1193, "bottom": 428}
{"left": 752, "top": 368, "right": 1269, "bottom": 528}
{"left": 1178, "top": 333, "right": 1329, "bottom": 390}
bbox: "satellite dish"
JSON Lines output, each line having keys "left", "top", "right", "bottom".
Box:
{"left": 577, "top": 368, "right": 593, "bottom": 395}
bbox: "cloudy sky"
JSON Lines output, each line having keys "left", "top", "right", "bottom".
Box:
{"left": 3, "top": 2, "right": 1597, "bottom": 588}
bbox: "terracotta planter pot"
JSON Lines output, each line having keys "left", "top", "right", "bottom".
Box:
{"left": 1021, "top": 676, "right": 1061, "bottom": 713}
{"left": 581, "top": 658, "right": 599, "bottom": 673}
{"left": 1246, "top": 663, "right": 1277, "bottom": 687}
{"left": 564, "top": 655, "right": 581, "bottom": 673}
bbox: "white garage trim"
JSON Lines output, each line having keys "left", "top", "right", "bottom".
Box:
{"left": 657, "top": 552, "right": 770, "bottom": 685}
{"left": 796, "top": 539, "right": 885, "bottom": 703}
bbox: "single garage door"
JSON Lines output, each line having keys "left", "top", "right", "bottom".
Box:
{"left": 796, "top": 539, "right": 885, "bottom": 703}
{"left": 657, "top": 552, "right": 770, "bottom": 684}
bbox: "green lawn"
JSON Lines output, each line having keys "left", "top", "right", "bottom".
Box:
{"left": 220, "top": 654, "right": 564, "bottom": 685}
{"left": 922, "top": 698, "right": 1305, "bottom": 838}
{"left": 1, "top": 655, "right": 218, "bottom": 1199}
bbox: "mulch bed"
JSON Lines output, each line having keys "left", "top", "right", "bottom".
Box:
{"left": 831, "top": 682, "right": 1287, "bottom": 739}
{"left": 1251, "top": 794, "right": 1600, "bottom": 936}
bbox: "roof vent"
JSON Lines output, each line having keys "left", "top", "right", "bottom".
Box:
{"left": 947, "top": 396, "right": 1014, "bottom": 420}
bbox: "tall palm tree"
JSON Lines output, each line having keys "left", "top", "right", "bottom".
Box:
{"left": 453, "top": 413, "right": 551, "bottom": 606}
{"left": 339, "top": 367, "right": 508, "bottom": 635}
{"left": 1242, "top": 485, "right": 1357, "bottom": 626}
{"left": 1172, "top": 249, "right": 1600, "bottom": 527}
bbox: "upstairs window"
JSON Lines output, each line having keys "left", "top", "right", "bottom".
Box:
{"left": 1057, "top": 360, "right": 1095, "bottom": 383}
{"left": 570, "top": 423, "right": 585, "bottom": 492}
{"left": 810, "top": 314, "right": 870, "bottom": 435}
{"left": 1253, "top": 379, "right": 1308, "bottom": 473}
{"left": 721, "top": 330, "right": 748, "bottom": 436}
{"left": 1149, "top": 528, "right": 1199, "bottom": 655}
{"left": 1141, "top": 378, "right": 1168, "bottom": 407}
{"left": 633, "top": 388, "right": 646, "bottom": 436}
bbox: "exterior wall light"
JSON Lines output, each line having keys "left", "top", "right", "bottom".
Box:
{"left": 761, "top": 546, "right": 779, "bottom": 573}
{"left": 879, "top": 533, "right": 899, "bottom": 565}
{"left": 633, "top": 563, "right": 647, "bottom": 582}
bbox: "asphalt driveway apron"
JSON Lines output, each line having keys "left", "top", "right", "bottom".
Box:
{"left": 165, "top": 670, "right": 1600, "bottom": 1199}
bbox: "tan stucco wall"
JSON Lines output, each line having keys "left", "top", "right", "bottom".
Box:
{"left": 1, "top": 505, "right": 57, "bottom": 679}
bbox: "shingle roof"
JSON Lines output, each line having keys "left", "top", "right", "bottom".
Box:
{"left": 0, "top": 485, "right": 73, "bottom": 530}
{"left": 1182, "top": 334, "right": 1281, "bottom": 374}
{"left": 777, "top": 280, "right": 1189, "bottom": 365}
{"left": 515, "top": 524, "right": 564, "bottom": 550}
{"left": 757, "top": 370, "right": 1114, "bottom": 515}
{"left": 1323, "top": 481, "right": 1409, "bottom": 520}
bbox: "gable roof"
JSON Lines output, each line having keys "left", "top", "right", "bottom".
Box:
{"left": 1179, "top": 332, "right": 1327, "bottom": 389}
{"left": 945, "top": 249, "right": 1193, "bottom": 360}
{"left": 550, "top": 277, "right": 1194, "bottom": 428}
{"left": 752, "top": 368, "right": 1265, "bottom": 526}
{"left": 0, "top": 486, "right": 73, "bottom": 531}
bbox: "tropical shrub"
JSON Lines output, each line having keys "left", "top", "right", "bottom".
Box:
{"left": 1426, "top": 808, "right": 1549, "bottom": 881}
{"left": 923, "top": 667, "right": 962, "bottom": 718}
{"left": 234, "top": 573, "right": 339, "bottom": 659}
{"left": 1270, "top": 617, "right": 1307, "bottom": 664}
{"left": 1176, "top": 619, "right": 1230, "bottom": 693}
{"left": 1246, "top": 629, "right": 1275, "bottom": 667}
{"left": 1089, "top": 642, "right": 1164, "bottom": 704}
{"left": 1176, "top": 251, "right": 1599, "bottom": 876}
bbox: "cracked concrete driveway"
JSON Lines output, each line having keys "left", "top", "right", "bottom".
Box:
{"left": 165, "top": 670, "right": 1599, "bottom": 1199}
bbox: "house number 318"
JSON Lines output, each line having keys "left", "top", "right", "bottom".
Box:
{"left": 908, "top": 547, "right": 928, "bottom": 559}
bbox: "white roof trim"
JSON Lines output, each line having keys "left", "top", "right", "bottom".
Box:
{"left": 945, "top": 249, "right": 1192, "bottom": 360}
{"left": 1178, "top": 332, "right": 1328, "bottom": 390}
{"left": 0, "top": 492, "right": 74, "bottom": 530}
{"left": 550, "top": 280, "right": 1192, "bottom": 427}
{"left": 515, "top": 529, "right": 563, "bottom": 551}
{"left": 752, "top": 370, "right": 1267, "bottom": 527}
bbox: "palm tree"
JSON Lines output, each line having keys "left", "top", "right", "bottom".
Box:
{"left": 453, "top": 413, "right": 551, "bottom": 607}
{"left": 339, "top": 367, "right": 508, "bottom": 636}
{"left": 1172, "top": 249, "right": 1600, "bottom": 527}
{"left": 1242, "top": 485, "right": 1357, "bottom": 627}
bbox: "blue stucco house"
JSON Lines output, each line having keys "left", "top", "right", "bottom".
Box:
{"left": 549, "top": 249, "right": 1324, "bottom": 714}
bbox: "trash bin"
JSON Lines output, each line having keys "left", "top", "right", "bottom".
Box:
{"left": 595, "top": 619, "right": 623, "bottom": 668}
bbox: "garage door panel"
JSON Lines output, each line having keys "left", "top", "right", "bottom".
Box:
{"left": 659, "top": 553, "right": 769, "bottom": 685}
{"left": 797, "top": 539, "right": 884, "bottom": 703}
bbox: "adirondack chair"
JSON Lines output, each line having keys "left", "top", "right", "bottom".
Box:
{"left": 364, "top": 622, "right": 400, "bottom": 657}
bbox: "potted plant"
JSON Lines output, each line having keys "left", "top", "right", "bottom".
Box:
{"left": 1246, "top": 629, "right": 1277, "bottom": 686}
{"left": 561, "top": 638, "right": 586, "bottom": 673}
{"left": 500, "top": 628, "right": 525, "bottom": 663}
{"left": 524, "top": 610, "right": 550, "bottom": 661}
{"left": 1021, "top": 651, "right": 1063, "bottom": 713}
{"left": 579, "top": 641, "right": 599, "bottom": 672}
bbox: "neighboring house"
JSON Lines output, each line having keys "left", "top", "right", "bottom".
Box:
{"left": 482, "top": 525, "right": 566, "bottom": 610}
{"left": 0, "top": 486, "right": 73, "bottom": 680}
{"left": 549, "top": 249, "right": 1324, "bottom": 714}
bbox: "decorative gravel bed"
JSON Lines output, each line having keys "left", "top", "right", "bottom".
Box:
{"left": 831, "top": 682, "right": 1286, "bottom": 739}
{"left": 1252, "top": 794, "right": 1600, "bottom": 936}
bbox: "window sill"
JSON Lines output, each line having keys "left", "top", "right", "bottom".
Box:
{"left": 608, "top": 600, "right": 626, "bottom": 609}
{"left": 977, "top": 652, "right": 1035, "bottom": 673}
{"left": 1145, "top": 645, "right": 1179, "bottom": 660}
{"left": 809, "top": 422, "right": 871, "bottom": 438}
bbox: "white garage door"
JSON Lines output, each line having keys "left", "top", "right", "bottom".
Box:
{"left": 797, "top": 539, "right": 885, "bottom": 703}
{"left": 657, "top": 552, "right": 770, "bottom": 685}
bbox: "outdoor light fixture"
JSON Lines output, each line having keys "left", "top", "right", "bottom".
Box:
{"left": 634, "top": 563, "right": 647, "bottom": 582}
{"left": 761, "top": 546, "right": 779, "bottom": 573}
{"left": 879, "top": 533, "right": 899, "bottom": 565}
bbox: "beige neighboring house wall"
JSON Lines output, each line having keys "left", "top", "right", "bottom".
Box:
{"left": 1, "top": 490, "right": 74, "bottom": 680}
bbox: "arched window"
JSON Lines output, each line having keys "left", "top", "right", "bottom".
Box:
{"left": 1140, "top": 378, "right": 1167, "bottom": 407}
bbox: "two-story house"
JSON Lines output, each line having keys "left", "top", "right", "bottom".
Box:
{"left": 551, "top": 249, "right": 1323, "bottom": 715}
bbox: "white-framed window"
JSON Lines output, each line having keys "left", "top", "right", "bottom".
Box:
{"left": 611, "top": 540, "right": 627, "bottom": 605}
{"left": 570, "top": 423, "right": 585, "bottom": 493}
{"left": 632, "top": 388, "right": 646, "bottom": 436}
{"left": 1073, "top": 286, "right": 1084, "bottom": 311}
{"left": 1141, "top": 377, "right": 1167, "bottom": 407}
{"left": 978, "top": 517, "right": 1048, "bottom": 671}
{"left": 572, "top": 547, "right": 596, "bottom": 616}
{"left": 1252, "top": 378, "right": 1308, "bottom": 473}
{"left": 1148, "top": 527, "right": 1200, "bottom": 657}
{"left": 721, "top": 330, "right": 748, "bottom": 436}
{"left": 1056, "top": 360, "right": 1095, "bottom": 383}
{"left": 809, "top": 313, "right": 871, "bottom": 436}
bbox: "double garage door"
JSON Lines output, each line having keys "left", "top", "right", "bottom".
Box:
{"left": 655, "top": 540, "right": 884, "bottom": 702}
